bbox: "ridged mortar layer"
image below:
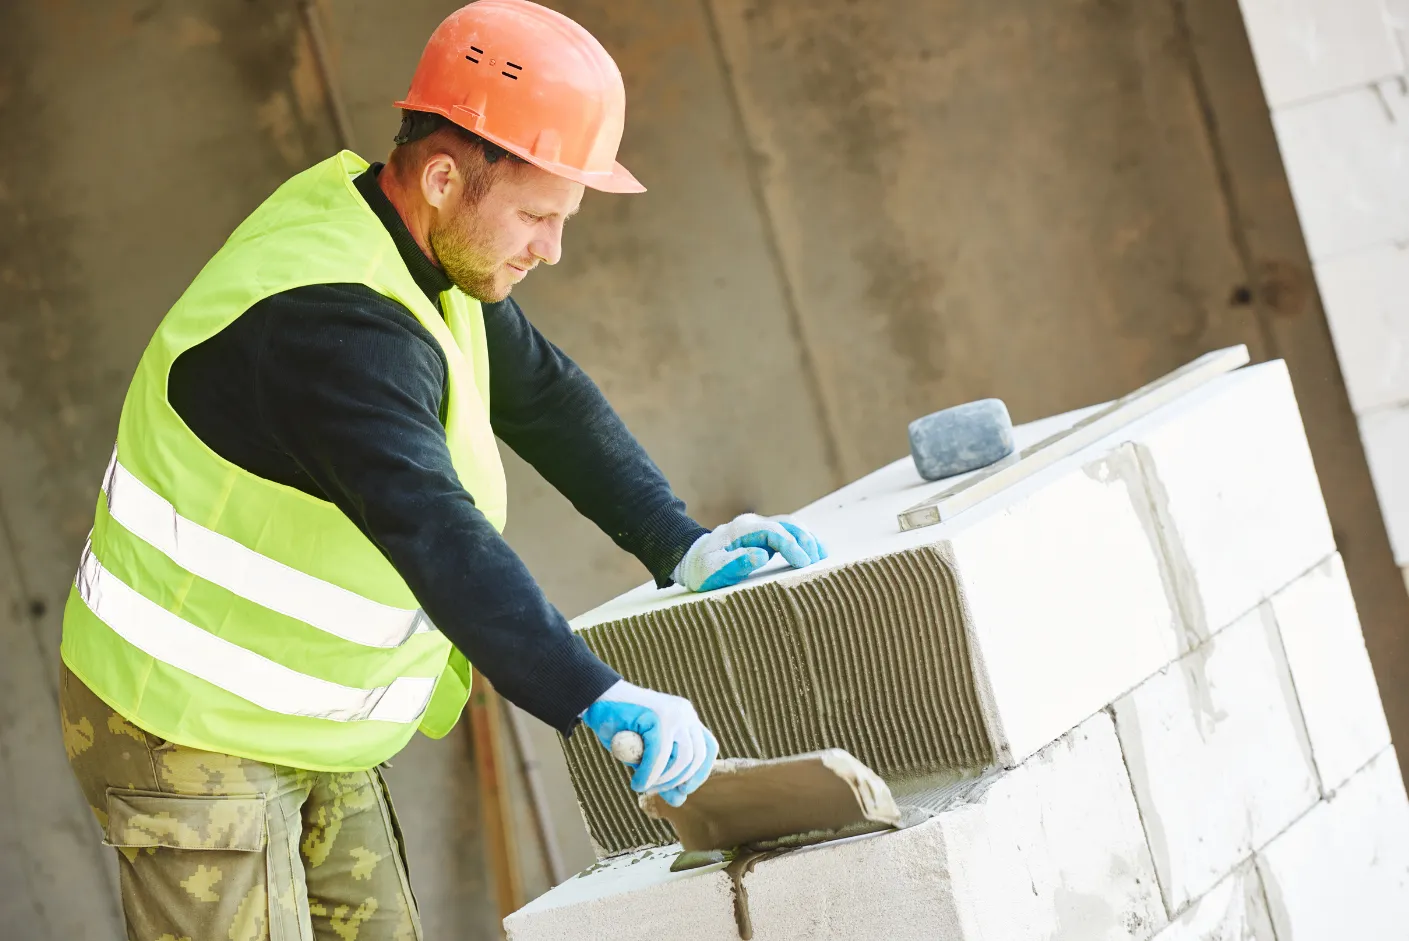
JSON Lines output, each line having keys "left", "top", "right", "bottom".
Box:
{"left": 562, "top": 547, "right": 996, "bottom": 855}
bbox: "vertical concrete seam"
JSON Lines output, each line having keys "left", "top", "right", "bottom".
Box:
{"left": 1258, "top": 593, "right": 1328, "bottom": 797}
{"left": 1251, "top": 852, "right": 1286, "bottom": 941}
{"left": 298, "top": 0, "right": 356, "bottom": 153}
{"left": 1169, "top": 0, "right": 1281, "bottom": 364}
{"left": 1103, "top": 704, "right": 1175, "bottom": 921}
{"left": 1129, "top": 442, "right": 1205, "bottom": 649}
{"left": 1243, "top": 790, "right": 1324, "bottom": 941}
{"left": 697, "top": 0, "right": 847, "bottom": 486}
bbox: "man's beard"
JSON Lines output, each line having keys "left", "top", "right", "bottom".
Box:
{"left": 429, "top": 214, "right": 508, "bottom": 303}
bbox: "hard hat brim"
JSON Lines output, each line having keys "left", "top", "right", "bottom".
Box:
{"left": 520, "top": 150, "right": 644, "bottom": 194}
{"left": 573, "top": 160, "right": 646, "bottom": 195}
{"left": 393, "top": 99, "right": 646, "bottom": 194}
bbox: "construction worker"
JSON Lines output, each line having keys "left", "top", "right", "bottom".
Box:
{"left": 56, "top": 2, "right": 826, "bottom": 938}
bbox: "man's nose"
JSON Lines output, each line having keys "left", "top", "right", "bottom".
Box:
{"left": 529, "top": 220, "right": 564, "bottom": 267}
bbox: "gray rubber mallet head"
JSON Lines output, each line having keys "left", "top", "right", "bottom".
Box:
{"left": 908, "top": 398, "right": 1015, "bottom": 481}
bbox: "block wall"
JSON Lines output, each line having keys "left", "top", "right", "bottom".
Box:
{"left": 514, "top": 366, "right": 1408, "bottom": 939}
{"left": 515, "top": 544, "right": 1408, "bottom": 938}
{"left": 1237, "top": 0, "right": 1409, "bottom": 593}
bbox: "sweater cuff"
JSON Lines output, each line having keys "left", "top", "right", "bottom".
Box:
{"left": 515, "top": 634, "right": 621, "bottom": 736}
{"left": 624, "top": 502, "right": 710, "bottom": 588}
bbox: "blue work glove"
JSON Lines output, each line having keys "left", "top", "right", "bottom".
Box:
{"left": 672, "top": 513, "right": 827, "bottom": 592}
{"left": 581, "top": 679, "right": 719, "bottom": 806}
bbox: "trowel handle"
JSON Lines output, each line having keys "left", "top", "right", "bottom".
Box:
{"left": 610, "top": 730, "right": 645, "bottom": 765}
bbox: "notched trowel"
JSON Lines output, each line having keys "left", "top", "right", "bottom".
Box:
{"left": 625, "top": 740, "right": 904, "bottom": 853}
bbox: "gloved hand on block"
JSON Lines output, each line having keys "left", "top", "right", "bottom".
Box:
{"left": 672, "top": 513, "right": 827, "bottom": 593}
{"left": 581, "top": 679, "right": 718, "bottom": 806}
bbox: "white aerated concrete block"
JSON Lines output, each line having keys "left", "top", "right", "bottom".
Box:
{"left": 1257, "top": 748, "right": 1409, "bottom": 941}
{"left": 1271, "top": 554, "right": 1391, "bottom": 793}
{"left": 504, "top": 846, "right": 738, "bottom": 941}
{"left": 1237, "top": 0, "right": 1402, "bottom": 108}
{"left": 1150, "top": 865, "right": 1275, "bottom": 941}
{"left": 1273, "top": 81, "right": 1409, "bottom": 261}
{"left": 507, "top": 713, "right": 1164, "bottom": 941}
{"left": 950, "top": 446, "right": 1181, "bottom": 765}
{"left": 922, "top": 712, "right": 1166, "bottom": 941}
{"left": 1359, "top": 406, "right": 1409, "bottom": 564}
{"left": 1131, "top": 361, "right": 1333, "bottom": 643}
{"left": 1112, "top": 606, "right": 1319, "bottom": 912}
{"left": 1314, "top": 242, "right": 1409, "bottom": 413}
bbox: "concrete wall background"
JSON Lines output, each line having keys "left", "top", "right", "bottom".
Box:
{"left": 1, "top": 0, "right": 1403, "bottom": 938}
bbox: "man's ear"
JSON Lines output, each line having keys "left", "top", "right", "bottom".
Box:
{"left": 420, "top": 153, "right": 458, "bottom": 211}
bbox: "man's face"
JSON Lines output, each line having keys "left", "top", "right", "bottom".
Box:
{"left": 428, "top": 161, "right": 584, "bottom": 303}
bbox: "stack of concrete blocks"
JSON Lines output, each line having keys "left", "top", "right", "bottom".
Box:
{"left": 1236, "top": 0, "right": 1409, "bottom": 589}
{"left": 505, "top": 361, "right": 1408, "bottom": 940}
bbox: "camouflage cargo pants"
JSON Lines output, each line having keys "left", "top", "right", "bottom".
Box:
{"left": 60, "top": 664, "right": 423, "bottom": 941}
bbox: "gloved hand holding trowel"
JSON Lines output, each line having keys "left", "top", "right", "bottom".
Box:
{"left": 582, "top": 513, "right": 828, "bottom": 804}
{"left": 582, "top": 682, "right": 717, "bottom": 807}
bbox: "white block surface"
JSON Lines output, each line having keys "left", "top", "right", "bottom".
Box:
{"left": 505, "top": 847, "right": 738, "bottom": 941}
{"left": 1271, "top": 554, "right": 1392, "bottom": 792}
{"left": 949, "top": 445, "right": 1181, "bottom": 765}
{"left": 923, "top": 712, "right": 1166, "bottom": 941}
{"left": 1131, "top": 361, "right": 1334, "bottom": 642}
{"left": 1359, "top": 406, "right": 1409, "bottom": 563}
{"left": 1237, "top": 0, "right": 1402, "bottom": 108}
{"left": 1112, "top": 606, "right": 1319, "bottom": 912}
{"left": 1315, "top": 242, "right": 1409, "bottom": 413}
{"left": 1258, "top": 748, "right": 1409, "bottom": 941}
{"left": 1150, "top": 865, "right": 1275, "bottom": 941}
{"left": 1273, "top": 81, "right": 1409, "bottom": 261}
{"left": 509, "top": 714, "right": 1164, "bottom": 941}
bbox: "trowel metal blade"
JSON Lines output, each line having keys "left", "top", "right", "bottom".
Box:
{"left": 640, "top": 749, "right": 901, "bottom": 852}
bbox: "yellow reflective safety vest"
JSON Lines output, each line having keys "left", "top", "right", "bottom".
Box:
{"left": 60, "top": 152, "right": 508, "bottom": 772}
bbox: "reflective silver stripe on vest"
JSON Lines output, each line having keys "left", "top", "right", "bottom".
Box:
{"left": 101, "top": 449, "right": 434, "bottom": 649}
{"left": 76, "top": 543, "right": 436, "bottom": 724}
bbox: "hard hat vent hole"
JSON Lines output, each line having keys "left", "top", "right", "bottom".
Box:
{"left": 470, "top": 45, "right": 484, "bottom": 54}
{"left": 501, "top": 71, "right": 519, "bottom": 80}
{"left": 506, "top": 61, "right": 523, "bottom": 70}
{"left": 465, "top": 54, "right": 479, "bottom": 64}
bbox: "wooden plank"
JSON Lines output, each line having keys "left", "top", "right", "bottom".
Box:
{"left": 466, "top": 671, "right": 524, "bottom": 928}
{"left": 504, "top": 703, "right": 569, "bottom": 886}
{"left": 898, "top": 345, "right": 1250, "bottom": 531}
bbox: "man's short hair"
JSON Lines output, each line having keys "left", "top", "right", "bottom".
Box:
{"left": 388, "top": 110, "right": 525, "bottom": 203}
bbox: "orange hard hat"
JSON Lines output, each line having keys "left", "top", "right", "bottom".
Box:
{"left": 395, "top": 0, "right": 643, "bottom": 194}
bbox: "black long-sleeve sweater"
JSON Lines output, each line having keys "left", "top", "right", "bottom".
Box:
{"left": 166, "top": 164, "right": 708, "bottom": 734}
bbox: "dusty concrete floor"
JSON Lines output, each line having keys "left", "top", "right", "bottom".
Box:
{"left": 1, "top": 0, "right": 1403, "bottom": 938}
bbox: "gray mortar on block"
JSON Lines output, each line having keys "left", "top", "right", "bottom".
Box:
{"left": 563, "top": 549, "right": 997, "bottom": 855}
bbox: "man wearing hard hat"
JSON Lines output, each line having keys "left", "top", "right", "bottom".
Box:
{"left": 56, "top": 1, "right": 826, "bottom": 938}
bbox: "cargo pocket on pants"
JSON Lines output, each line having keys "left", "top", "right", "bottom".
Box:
{"left": 105, "top": 788, "right": 282, "bottom": 941}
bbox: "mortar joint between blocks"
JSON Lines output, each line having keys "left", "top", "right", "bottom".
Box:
{"left": 1106, "top": 703, "right": 1175, "bottom": 921}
